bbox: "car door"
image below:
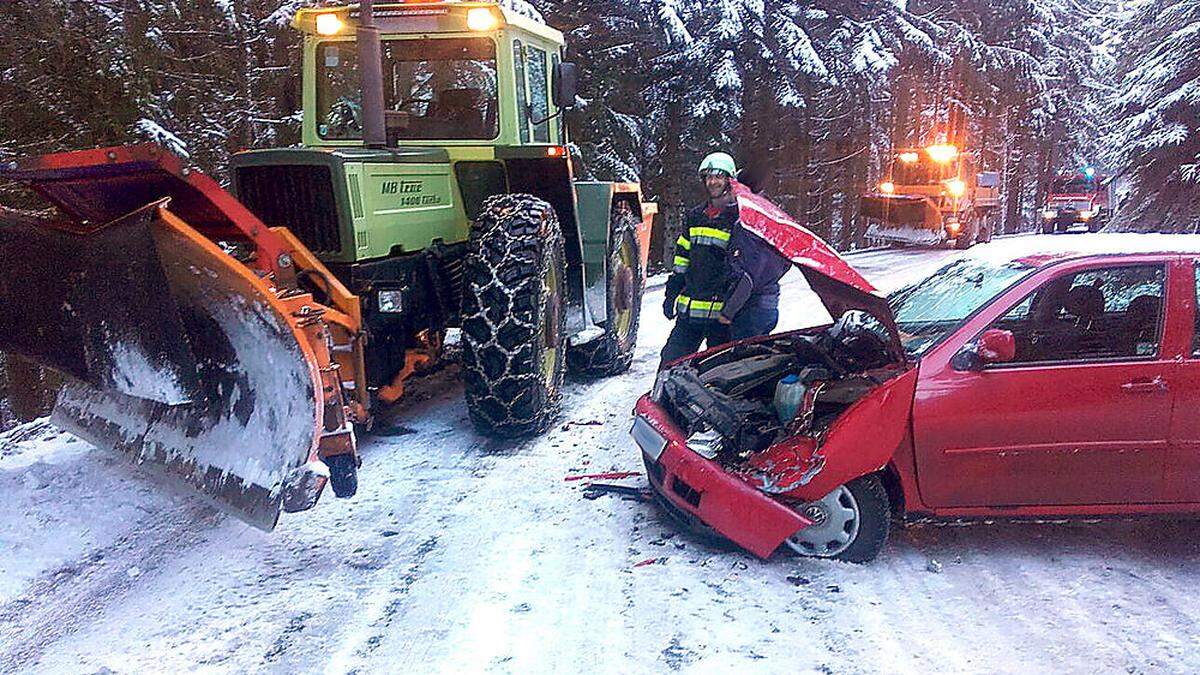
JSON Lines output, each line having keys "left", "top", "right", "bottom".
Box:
{"left": 912, "top": 257, "right": 1176, "bottom": 508}
{"left": 1166, "top": 258, "right": 1200, "bottom": 502}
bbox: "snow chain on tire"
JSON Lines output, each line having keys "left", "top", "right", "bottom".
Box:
{"left": 567, "top": 204, "right": 644, "bottom": 378}
{"left": 460, "top": 194, "right": 567, "bottom": 437}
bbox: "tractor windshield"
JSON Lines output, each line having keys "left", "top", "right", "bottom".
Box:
{"left": 317, "top": 37, "right": 499, "bottom": 141}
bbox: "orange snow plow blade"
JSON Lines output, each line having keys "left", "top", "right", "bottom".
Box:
{"left": 0, "top": 145, "right": 364, "bottom": 529}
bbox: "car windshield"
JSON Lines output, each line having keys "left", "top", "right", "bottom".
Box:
{"left": 888, "top": 258, "right": 1036, "bottom": 357}
{"left": 1052, "top": 177, "right": 1096, "bottom": 193}
{"left": 317, "top": 37, "right": 499, "bottom": 141}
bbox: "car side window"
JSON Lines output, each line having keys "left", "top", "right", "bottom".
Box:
{"left": 1193, "top": 262, "right": 1200, "bottom": 356}
{"left": 989, "top": 264, "right": 1165, "bottom": 364}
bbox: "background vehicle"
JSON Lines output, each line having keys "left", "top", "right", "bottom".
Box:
{"left": 860, "top": 144, "right": 1001, "bottom": 249}
{"left": 635, "top": 233, "right": 1200, "bottom": 562}
{"left": 1041, "top": 167, "right": 1111, "bottom": 233}
{"left": 0, "top": 1, "right": 653, "bottom": 529}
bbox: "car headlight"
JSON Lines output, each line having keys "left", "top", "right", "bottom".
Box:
{"left": 377, "top": 289, "right": 405, "bottom": 314}
{"left": 686, "top": 428, "right": 724, "bottom": 459}
{"left": 651, "top": 370, "right": 666, "bottom": 402}
{"left": 1079, "top": 209, "right": 1095, "bottom": 219}
{"left": 1042, "top": 209, "right": 1057, "bottom": 220}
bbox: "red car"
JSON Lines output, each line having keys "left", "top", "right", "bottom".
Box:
{"left": 634, "top": 195, "right": 1200, "bottom": 563}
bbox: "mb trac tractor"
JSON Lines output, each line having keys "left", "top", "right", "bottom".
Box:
{"left": 1040, "top": 167, "right": 1110, "bottom": 233}
{"left": 0, "top": 1, "right": 653, "bottom": 529}
{"left": 860, "top": 143, "right": 1001, "bottom": 249}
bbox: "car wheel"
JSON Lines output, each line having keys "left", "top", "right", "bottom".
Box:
{"left": 784, "top": 474, "right": 890, "bottom": 563}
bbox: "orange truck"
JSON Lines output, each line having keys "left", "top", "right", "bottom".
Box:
{"left": 860, "top": 143, "right": 1001, "bottom": 249}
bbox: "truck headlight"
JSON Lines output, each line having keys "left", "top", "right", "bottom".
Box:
{"left": 945, "top": 178, "right": 966, "bottom": 197}
{"left": 377, "top": 289, "right": 404, "bottom": 314}
{"left": 1079, "top": 209, "right": 1095, "bottom": 219}
{"left": 686, "top": 428, "right": 724, "bottom": 459}
{"left": 1042, "top": 209, "right": 1057, "bottom": 220}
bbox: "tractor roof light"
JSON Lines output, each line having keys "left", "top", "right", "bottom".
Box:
{"left": 880, "top": 181, "right": 895, "bottom": 194}
{"left": 926, "top": 144, "right": 959, "bottom": 164}
{"left": 315, "top": 12, "right": 345, "bottom": 36}
{"left": 945, "top": 178, "right": 966, "bottom": 197}
{"left": 466, "top": 7, "right": 501, "bottom": 31}
{"left": 899, "top": 152, "right": 920, "bottom": 164}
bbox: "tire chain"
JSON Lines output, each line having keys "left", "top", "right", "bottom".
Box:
{"left": 460, "top": 193, "right": 566, "bottom": 436}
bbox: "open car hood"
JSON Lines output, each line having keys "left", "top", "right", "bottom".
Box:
{"left": 733, "top": 182, "right": 902, "bottom": 355}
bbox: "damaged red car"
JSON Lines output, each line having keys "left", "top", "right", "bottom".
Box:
{"left": 634, "top": 188, "right": 1200, "bottom": 562}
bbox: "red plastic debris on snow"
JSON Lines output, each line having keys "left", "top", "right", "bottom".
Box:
{"left": 564, "top": 471, "right": 642, "bottom": 482}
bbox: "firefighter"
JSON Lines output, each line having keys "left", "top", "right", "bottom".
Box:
{"left": 726, "top": 162, "right": 790, "bottom": 340}
{"left": 659, "top": 152, "right": 739, "bottom": 368}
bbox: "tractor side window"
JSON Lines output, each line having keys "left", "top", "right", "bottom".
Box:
{"left": 513, "top": 40, "right": 531, "bottom": 143}
{"left": 989, "top": 264, "right": 1165, "bottom": 364}
{"left": 527, "top": 45, "right": 551, "bottom": 143}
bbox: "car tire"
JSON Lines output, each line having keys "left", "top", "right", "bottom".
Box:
{"left": 460, "top": 194, "right": 567, "bottom": 437}
{"left": 785, "top": 474, "right": 890, "bottom": 564}
{"left": 567, "top": 205, "right": 643, "bottom": 379}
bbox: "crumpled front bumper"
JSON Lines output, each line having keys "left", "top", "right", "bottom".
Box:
{"left": 632, "top": 395, "right": 809, "bottom": 559}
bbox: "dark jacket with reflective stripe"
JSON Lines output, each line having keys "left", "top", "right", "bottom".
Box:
{"left": 666, "top": 201, "right": 739, "bottom": 318}
{"left": 721, "top": 225, "right": 792, "bottom": 319}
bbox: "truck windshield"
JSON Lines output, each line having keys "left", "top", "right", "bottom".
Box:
{"left": 888, "top": 258, "right": 1035, "bottom": 356}
{"left": 892, "top": 157, "right": 949, "bottom": 186}
{"left": 1052, "top": 177, "right": 1095, "bottom": 193}
{"left": 317, "top": 37, "right": 499, "bottom": 141}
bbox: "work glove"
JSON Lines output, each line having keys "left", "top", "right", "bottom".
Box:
{"left": 663, "top": 296, "right": 677, "bottom": 320}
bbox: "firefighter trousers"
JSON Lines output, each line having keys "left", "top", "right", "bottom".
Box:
{"left": 659, "top": 318, "right": 732, "bottom": 369}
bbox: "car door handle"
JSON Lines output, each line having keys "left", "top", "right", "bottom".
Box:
{"left": 1121, "top": 376, "right": 1168, "bottom": 393}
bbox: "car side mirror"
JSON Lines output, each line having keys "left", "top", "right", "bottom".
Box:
{"left": 553, "top": 62, "right": 579, "bottom": 109}
{"left": 978, "top": 328, "right": 1016, "bottom": 364}
{"left": 952, "top": 328, "right": 1016, "bottom": 372}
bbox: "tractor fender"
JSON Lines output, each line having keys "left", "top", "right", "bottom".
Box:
{"left": 573, "top": 181, "right": 653, "bottom": 326}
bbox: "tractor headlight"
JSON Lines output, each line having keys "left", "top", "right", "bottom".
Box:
{"left": 686, "top": 428, "right": 724, "bottom": 460}
{"left": 879, "top": 181, "right": 895, "bottom": 194}
{"left": 926, "top": 144, "right": 959, "bottom": 164}
{"left": 377, "top": 289, "right": 405, "bottom": 314}
{"left": 1042, "top": 209, "right": 1057, "bottom": 220}
{"left": 466, "top": 7, "right": 501, "bottom": 31}
{"left": 315, "top": 13, "right": 344, "bottom": 35}
{"left": 899, "top": 152, "right": 920, "bottom": 164}
{"left": 945, "top": 178, "right": 966, "bottom": 197}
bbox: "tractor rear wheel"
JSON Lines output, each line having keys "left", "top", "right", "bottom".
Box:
{"left": 568, "top": 205, "right": 643, "bottom": 378}
{"left": 460, "top": 194, "right": 567, "bottom": 437}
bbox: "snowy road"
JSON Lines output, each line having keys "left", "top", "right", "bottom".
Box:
{"left": 4, "top": 246, "right": 1200, "bottom": 673}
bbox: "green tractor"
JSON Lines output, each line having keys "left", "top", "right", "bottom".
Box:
{"left": 232, "top": 1, "right": 654, "bottom": 436}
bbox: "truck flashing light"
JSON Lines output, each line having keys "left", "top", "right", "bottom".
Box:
{"left": 927, "top": 144, "right": 958, "bottom": 164}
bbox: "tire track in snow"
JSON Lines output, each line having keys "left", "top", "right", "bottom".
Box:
{"left": 0, "top": 503, "right": 221, "bottom": 672}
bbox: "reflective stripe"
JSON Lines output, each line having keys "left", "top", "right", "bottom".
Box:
{"left": 689, "top": 226, "right": 731, "bottom": 242}
{"left": 673, "top": 256, "right": 689, "bottom": 271}
{"left": 675, "top": 235, "right": 691, "bottom": 251}
{"left": 674, "top": 294, "right": 725, "bottom": 318}
{"left": 689, "top": 226, "right": 731, "bottom": 249}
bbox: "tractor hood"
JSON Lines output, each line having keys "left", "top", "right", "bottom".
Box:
{"left": 732, "top": 182, "right": 901, "bottom": 354}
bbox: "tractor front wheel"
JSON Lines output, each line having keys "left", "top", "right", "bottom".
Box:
{"left": 568, "top": 204, "right": 644, "bottom": 378}
{"left": 460, "top": 194, "right": 567, "bottom": 437}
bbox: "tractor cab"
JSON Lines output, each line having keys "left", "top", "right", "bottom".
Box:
{"left": 293, "top": 2, "right": 576, "bottom": 150}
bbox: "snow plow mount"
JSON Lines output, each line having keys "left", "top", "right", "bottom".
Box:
{"left": 0, "top": 144, "right": 366, "bottom": 529}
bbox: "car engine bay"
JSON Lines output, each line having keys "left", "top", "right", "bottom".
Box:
{"left": 654, "top": 312, "right": 908, "bottom": 471}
